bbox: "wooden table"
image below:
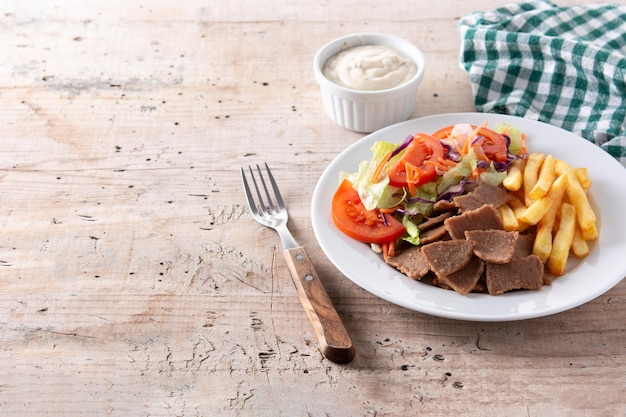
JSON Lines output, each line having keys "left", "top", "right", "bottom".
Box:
{"left": 1, "top": 1, "right": 624, "bottom": 415}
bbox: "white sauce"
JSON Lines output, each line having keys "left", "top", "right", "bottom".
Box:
{"left": 323, "top": 44, "right": 417, "bottom": 91}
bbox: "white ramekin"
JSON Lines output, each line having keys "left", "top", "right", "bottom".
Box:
{"left": 313, "top": 33, "right": 426, "bottom": 133}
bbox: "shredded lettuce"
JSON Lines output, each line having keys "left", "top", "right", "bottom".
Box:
{"left": 436, "top": 147, "right": 478, "bottom": 194}
{"left": 401, "top": 214, "right": 421, "bottom": 246}
{"left": 399, "top": 182, "right": 437, "bottom": 246}
{"left": 370, "top": 141, "right": 398, "bottom": 162}
{"left": 480, "top": 165, "right": 507, "bottom": 186}
{"left": 340, "top": 141, "right": 402, "bottom": 211}
{"left": 403, "top": 181, "right": 437, "bottom": 216}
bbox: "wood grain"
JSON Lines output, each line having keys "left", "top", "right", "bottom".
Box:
{"left": 0, "top": 0, "right": 624, "bottom": 416}
{"left": 283, "top": 247, "right": 355, "bottom": 364}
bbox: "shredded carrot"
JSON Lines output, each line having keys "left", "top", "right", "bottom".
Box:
{"left": 385, "top": 240, "right": 396, "bottom": 258}
{"left": 471, "top": 167, "right": 486, "bottom": 179}
{"left": 463, "top": 122, "right": 487, "bottom": 154}
{"left": 382, "top": 241, "right": 396, "bottom": 259}
{"left": 473, "top": 143, "right": 490, "bottom": 162}
{"left": 519, "top": 133, "right": 528, "bottom": 155}
{"left": 442, "top": 157, "right": 456, "bottom": 166}
{"left": 371, "top": 150, "right": 392, "bottom": 183}
{"left": 404, "top": 162, "right": 423, "bottom": 196}
{"left": 425, "top": 156, "right": 457, "bottom": 172}
{"left": 382, "top": 242, "right": 389, "bottom": 259}
{"left": 461, "top": 133, "right": 471, "bottom": 155}
{"left": 424, "top": 160, "right": 447, "bottom": 171}
{"left": 452, "top": 139, "right": 465, "bottom": 155}
{"left": 470, "top": 124, "right": 482, "bottom": 138}
{"left": 406, "top": 181, "right": 416, "bottom": 197}
{"left": 379, "top": 206, "right": 399, "bottom": 214}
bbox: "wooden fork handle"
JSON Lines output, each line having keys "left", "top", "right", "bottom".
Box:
{"left": 283, "top": 247, "right": 355, "bottom": 364}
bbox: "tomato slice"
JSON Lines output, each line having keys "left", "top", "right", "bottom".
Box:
{"left": 433, "top": 125, "right": 508, "bottom": 163}
{"left": 477, "top": 127, "right": 508, "bottom": 163}
{"left": 388, "top": 133, "right": 444, "bottom": 188}
{"left": 432, "top": 125, "right": 456, "bottom": 141}
{"left": 331, "top": 179, "right": 406, "bottom": 245}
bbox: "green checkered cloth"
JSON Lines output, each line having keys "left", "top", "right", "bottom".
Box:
{"left": 459, "top": 0, "right": 626, "bottom": 167}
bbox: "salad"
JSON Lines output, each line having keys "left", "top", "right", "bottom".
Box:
{"left": 331, "top": 122, "right": 527, "bottom": 257}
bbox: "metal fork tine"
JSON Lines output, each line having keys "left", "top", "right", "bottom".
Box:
{"left": 247, "top": 165, "right": 268, "bottom": 215}
{"left": 255, "top": 164, "right": 277, "bottom": 214}
{"left": 241, "top": 162, "right": 297, "bottom": 249}
{"left": 263, "top": 163, "right": 286, "bottom": 211}
{"left": 240, "top": 167, "right": 258, "bottom": 216}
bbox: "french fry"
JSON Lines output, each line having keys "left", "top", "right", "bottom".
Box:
{"left": 499, "top": 203, "right": 519, "bottom": 232}
{"left": 507, "top": 195, "right": 530, "bottom": 232}
{"left": 523, "top": 153, "right": 546, "bottom": 206}
{"left": 532, "top": 174, "right": 568, "bottom": 263}
{"left": 503, "top": 158, "right": 525, "bottom": 191}
{"left": 554, "top": 160, "right": 598, "bottom": 240}
{"left": 571, "top": 224, "right": 590, "bottom": 258}
{"left": 519, "top": 173, "right": 569, "bottom": 226}
{"left": 519, "top": 197, "right": 552, "bottom": 226}
{"left": 574, "top": 167, "right": 592, "bottom": 190}
{"left": 496, "top": 149, "right": 597, "bottom": 277}
{"left": 548, "top": 203, "right": 577, "bottom": 276}
{"left": 529, "top": 154, "right": 556, "bottom": 200}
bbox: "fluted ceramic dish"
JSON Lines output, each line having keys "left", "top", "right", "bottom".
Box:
{"left": 313, "top": 32, "right": 425, "bottom": 133}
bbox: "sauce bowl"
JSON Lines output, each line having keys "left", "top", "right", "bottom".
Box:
{"left": 313, "top": 33, "right": 426, "bottom": 133}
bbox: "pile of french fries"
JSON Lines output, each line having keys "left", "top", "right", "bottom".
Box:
{"left": 498, "top": 153, "right": 597, "bottom": 276}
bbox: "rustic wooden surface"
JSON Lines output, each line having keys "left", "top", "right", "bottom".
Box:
{"left": 1, "top": 1, "right": 624, "bottom": 416}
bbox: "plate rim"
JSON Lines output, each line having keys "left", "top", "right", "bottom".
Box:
{"left": 311, "top": 112, "right": 626, "bottom": 321}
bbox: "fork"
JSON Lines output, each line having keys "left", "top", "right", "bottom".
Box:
{"left": 241, "top": 163, "right": 355, "bottom": 364}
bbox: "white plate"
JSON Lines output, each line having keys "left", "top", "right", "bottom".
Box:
{"left": 311, "top": 113, "right": 626, "bottom": 321}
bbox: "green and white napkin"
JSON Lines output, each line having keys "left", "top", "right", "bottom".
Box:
{"left": 459, "top": 0, "right": 626, "bottom": 167}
